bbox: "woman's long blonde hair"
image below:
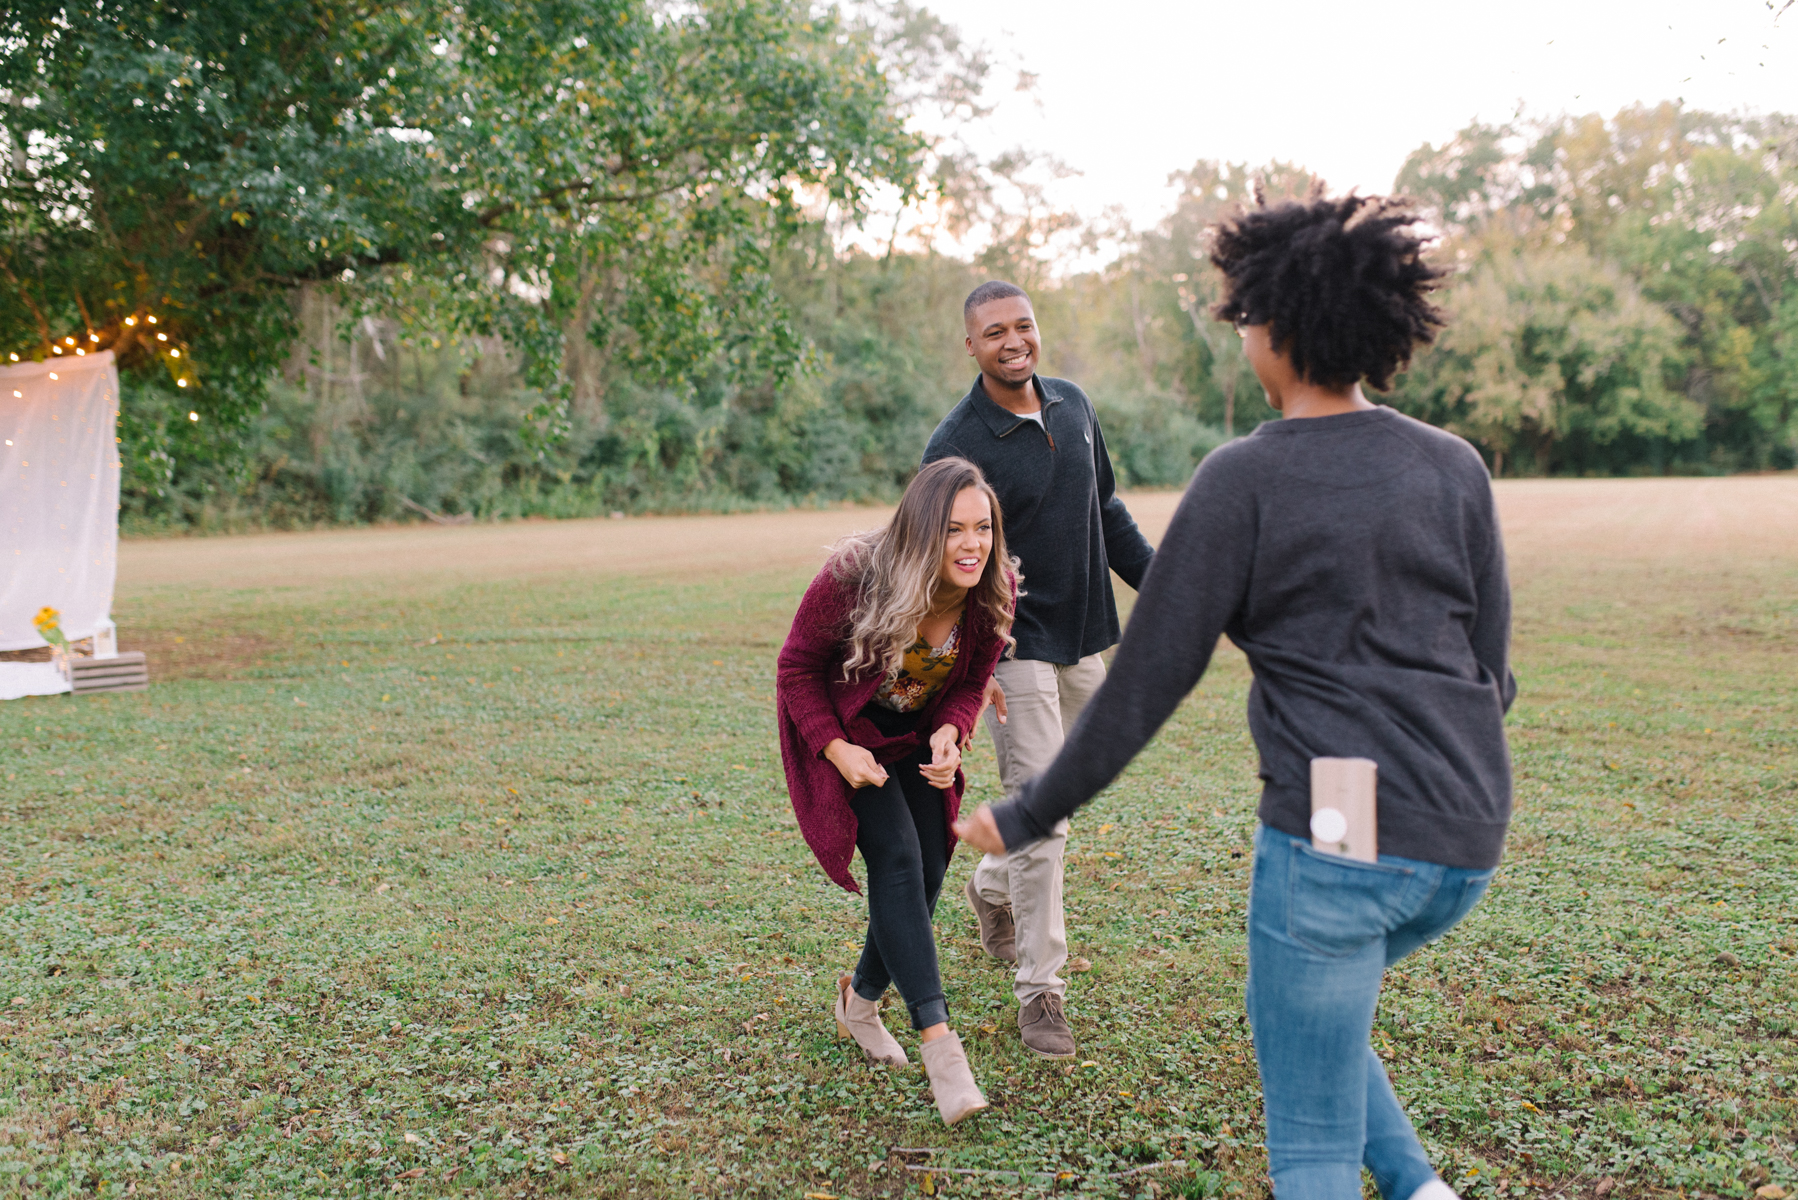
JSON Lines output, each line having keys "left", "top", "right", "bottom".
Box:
{"left": 830, "top": 457, "right": 1018, "bottom": 681}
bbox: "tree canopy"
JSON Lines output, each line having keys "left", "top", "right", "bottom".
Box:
{"left": 2, "top": 0, "right": 919, "bottom": 492}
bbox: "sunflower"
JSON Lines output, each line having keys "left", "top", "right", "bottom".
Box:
{"left": 33, "top": 606, "right": 67, "bottom": 644}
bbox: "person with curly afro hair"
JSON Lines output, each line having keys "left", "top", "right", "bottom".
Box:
{"left": 956, "top": 192, "right": 1514, "bottom": 1200}
{"left": 1210, "top": 190, "right": 1448, "bottom": 408}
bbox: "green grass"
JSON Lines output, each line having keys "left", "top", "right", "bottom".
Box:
{"left": 1, "top": 516, "right": 1794, "bottom": 1199}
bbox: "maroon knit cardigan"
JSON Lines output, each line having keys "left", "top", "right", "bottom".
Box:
{"left": 776, "top": 562, "right": 1011, "bottom": 894}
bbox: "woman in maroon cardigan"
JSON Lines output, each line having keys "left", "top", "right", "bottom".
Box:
{"left": 776, "top": 456, "right": 1016, "bottom": 1126}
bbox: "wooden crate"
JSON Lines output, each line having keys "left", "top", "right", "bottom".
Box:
{"left": 69, "top": 652, "right": 149, "bottom": 695}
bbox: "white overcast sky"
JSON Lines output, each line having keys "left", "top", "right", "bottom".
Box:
{"left": 890, "top": 0, "right": 1797, "bottom": 258}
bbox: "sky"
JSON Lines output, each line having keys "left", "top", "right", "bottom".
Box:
{"left": 873, "top": 0, "right": 1798, "bottom": 263}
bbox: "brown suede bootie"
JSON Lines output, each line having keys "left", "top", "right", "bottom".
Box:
{"left": 919, "top": 1031, "right": 988, "bottom": 1126}
{"left": 834, "top": 974, "right": 908, "bottom": 1066}
{"left": 964, "top": 879, "right": 1017, "bottom": 962}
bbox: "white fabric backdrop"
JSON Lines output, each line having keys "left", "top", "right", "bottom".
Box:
{"left": 0, "top": 350, "right": 121, "bottom": 657}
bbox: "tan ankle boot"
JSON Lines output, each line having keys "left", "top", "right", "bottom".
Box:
{"left": 919, "top": 1031, "right": 987, "bottom": 1126}
{"left": 834, "top": 974, "right": 908, "bottom": 1066}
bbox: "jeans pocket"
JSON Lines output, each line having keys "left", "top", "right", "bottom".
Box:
{"left": 1286, "top": 842, "right": 1416, "bottom": 958}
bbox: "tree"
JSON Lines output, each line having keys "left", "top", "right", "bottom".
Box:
{"left": 1395, "top": 244, "right": 1697, "bottom": 475}
{"left": 1, "top": 0, "right": 919, "bottom": 505}
{"left": 1397, "top": 105, "right": 1798, "bottom": 471}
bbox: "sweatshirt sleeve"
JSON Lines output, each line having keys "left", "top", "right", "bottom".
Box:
{"left": 1468, "top": 482, "right": 1517, "bottom": 715}
{"left": 990, "top": 450, "right": 1256, "bottom": 849}
{"left": 1091, "top": 410, "right": 1156, "bottom": 590}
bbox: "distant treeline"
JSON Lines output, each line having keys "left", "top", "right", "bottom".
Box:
{"left": 3, "top": 3, "right": 1792, "bottom": 531}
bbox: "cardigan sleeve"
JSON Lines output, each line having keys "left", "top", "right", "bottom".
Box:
{"left": 776, "top": 566, "right": 857, "bottom": 758}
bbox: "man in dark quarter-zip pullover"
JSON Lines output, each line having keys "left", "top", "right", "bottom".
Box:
{"left": 921, "top": 280, "right": 1156, "bottom": 1059}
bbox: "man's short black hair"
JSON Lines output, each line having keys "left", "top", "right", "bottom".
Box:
{"left": 963, "top": 280, "right": 1030, "bottom": 323}
{"left": 1209, "top": 193, "right": 1447, "bottom": 391}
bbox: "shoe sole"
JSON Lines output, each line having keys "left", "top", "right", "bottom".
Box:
{"left": 1022, "top": 1042, "right": 1076, "bottom": 1061}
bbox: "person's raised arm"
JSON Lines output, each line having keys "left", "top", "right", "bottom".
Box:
{"left": 964, "top": 451, "right": 1256, "bottom": 851}
{"left": 1091, "top": 412, "right": 1156, "bottom": 590}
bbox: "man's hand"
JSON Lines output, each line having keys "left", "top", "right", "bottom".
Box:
{"left": 952, "top": 804, "right": 1007, "bottom": 855}
{"left": 961, "top": 676, "right": 1007, "bottom": 750}
{"left": 823, "top": 739, "right": 888, "bottom": 789}
{"left": 921, "top": 724, "right": 962, "bottom": 789}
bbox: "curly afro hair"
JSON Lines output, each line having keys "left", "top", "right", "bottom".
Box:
{"left": 1209, "top": 192, "right": 1447, "bottom": 391}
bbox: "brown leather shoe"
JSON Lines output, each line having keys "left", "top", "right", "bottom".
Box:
{"left": 964, "top": 879, "right": 1017, "bottom": 963}
{"left": 1018, "top": 992, "right": 1076, "bottom": 1060}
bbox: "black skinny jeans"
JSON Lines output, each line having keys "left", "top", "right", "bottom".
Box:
{"left": 848, "top": 704, "right": 950, "bottom": 1031}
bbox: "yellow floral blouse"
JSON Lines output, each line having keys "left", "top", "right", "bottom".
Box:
{"left": 872, "top": 622, "right": 962, "bottom": 713}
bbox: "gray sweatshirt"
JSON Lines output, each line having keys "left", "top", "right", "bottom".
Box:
{"left": 990, "top": 406, "right": 1516, "bottom": 870}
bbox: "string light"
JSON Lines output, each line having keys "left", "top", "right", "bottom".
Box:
{"left": 178, "top": 379, "right": 190, "bottom": 388}
{"left": 48, "top": 372, "right": 58, "bottom": 380}
{"left": 9, "top": 313, "right": 176, "bottom": 368}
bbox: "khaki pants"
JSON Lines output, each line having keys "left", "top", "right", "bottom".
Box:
{"left": 971, "top": 653, "right": 1106, "bottom": 1006}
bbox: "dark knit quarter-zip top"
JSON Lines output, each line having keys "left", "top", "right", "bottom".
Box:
{"left": 922, "top": 375, "right": 1155, "bottom": 665}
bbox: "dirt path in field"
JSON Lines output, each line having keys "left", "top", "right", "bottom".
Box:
{"left": 118, "top": 475, "right": 1797, "bottom": 594}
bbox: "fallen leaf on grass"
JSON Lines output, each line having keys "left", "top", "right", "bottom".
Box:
{"left": 544, "top": 916, "right": 560, "bottom": 925}
{"left": 552, "top": 1152, "right": 570, "bottom": 1166}
{"left": 395, "top": 1166, "right": 426, "bottom": 1179}
{"left": 403, "top": 1132, "right": 422, "bottom": 1144}
{"left": 1068, "top": 957, "right": 1092, "bottom": 973}
{"left": 804, "top": 1193, "right": 838, "bottom": 1199}
{"left": 1756, "top": 1188, "right": 1788, "bottom": 1200}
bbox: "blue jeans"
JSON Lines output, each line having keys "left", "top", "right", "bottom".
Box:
{"left": 1246, "top": 825, "right": 1495, "bottom": 1200}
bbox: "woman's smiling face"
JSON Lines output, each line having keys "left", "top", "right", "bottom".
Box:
{"left": 939, "top": 486, "right": 993, "bottom": 592}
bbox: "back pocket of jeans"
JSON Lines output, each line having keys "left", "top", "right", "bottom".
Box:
{"left": 1286, "top": 843, "right": 1416, "bottom": 958}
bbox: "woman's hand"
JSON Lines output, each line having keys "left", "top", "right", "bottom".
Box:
{"left": 952, "top": 804, "right": 1007, "bottom": 854}
{"left": 824, "top": 739, "right": 888, "bottom": 789}
{"left": 921, "top": 723, "right": 962, "bottom": 789}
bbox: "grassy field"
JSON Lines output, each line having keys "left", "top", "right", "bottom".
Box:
{"left": 1, "top": 477, "right": 1794, "bottom": 1200}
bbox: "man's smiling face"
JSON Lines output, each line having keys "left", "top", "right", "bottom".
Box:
{"left": 965, "top": 295, "right": 1041, "bottom": 389}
